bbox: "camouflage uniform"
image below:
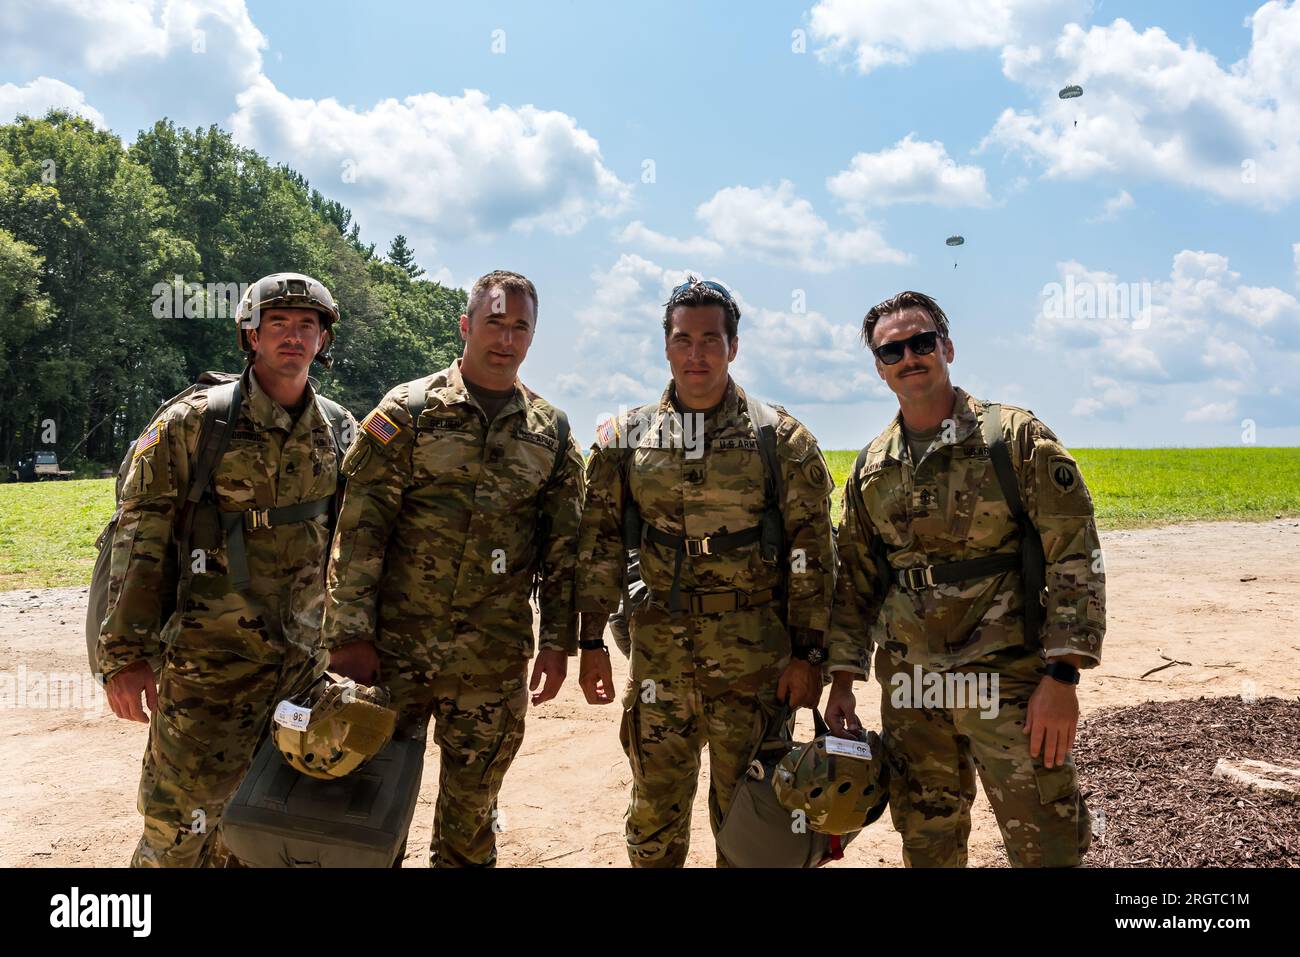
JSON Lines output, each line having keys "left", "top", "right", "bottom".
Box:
{"left": 99, "top": 367, "right": 353, "bottom": 867}
{"left": 577, "top": 378, "right": 836, "bottom": 867}
{"left": 324, "top": 359, "right": 584, "bottom": 868}
{"left": 829, "top": 387, "right": 1105, "bottom": 867}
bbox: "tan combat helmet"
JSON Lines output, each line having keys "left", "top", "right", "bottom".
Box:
{"left": 772, "top": 727, "right": 890, "bottom": 836}
{"left": 273, "top": 673, "right": 397, "bottom": 780}
{"left": 235, "top": 272, "right": 341, "bottom": 368}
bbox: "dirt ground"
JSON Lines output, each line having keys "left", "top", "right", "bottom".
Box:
{"left": 1, "top": 518, "right": 1297, "bottom": 867}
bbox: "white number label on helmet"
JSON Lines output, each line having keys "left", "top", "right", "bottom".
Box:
{"left": 824, "top": 736, "right": 873, "bottom": 760}
{"left": 273, "top": 700, "right": 311, "bottom": 732}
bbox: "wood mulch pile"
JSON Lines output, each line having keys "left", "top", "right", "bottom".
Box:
{"left": 1075, "top": 695, "right": 1300, "bottom": 866}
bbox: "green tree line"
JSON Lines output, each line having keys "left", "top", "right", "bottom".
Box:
{"left": 0, "top": 110, "right": 465, "bottom": 473}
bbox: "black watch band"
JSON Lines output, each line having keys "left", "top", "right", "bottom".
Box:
{"left": 794, "top": 646, "right": 827, "bottom": 665}
{"left": 578, "top": 639, "right": 609, "bottom": 652}
{"left": 1045, "top": 661, "right": 1080, "bottom": 685}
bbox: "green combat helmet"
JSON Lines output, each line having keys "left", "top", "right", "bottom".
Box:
{"left": 273, "top": 673, "right": 397, "bottom": 780}
{"left": 772, "top": 727, "right": 890, "bottom": 836}
{"left": 235, "top": 272, "right": 341, "bottom": 368}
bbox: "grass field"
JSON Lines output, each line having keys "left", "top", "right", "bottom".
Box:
{"left": 2, "top": 448, "right": 1297, "bottom": 590}
{"left": 823, "top": 447, "right": 1300, "bottom": 527}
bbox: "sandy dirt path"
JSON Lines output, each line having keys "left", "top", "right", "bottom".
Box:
{"left": 2, "top": 519, "right": 1297, "bottom": 867}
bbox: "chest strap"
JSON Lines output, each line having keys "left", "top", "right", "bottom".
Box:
{"left": 895, "top": 552, "right": 1019, "bottom": 591}
{"left": 219, "top": 496, "right": 334, "bottom": 591}
{"left": 643, "top": 522, "right": 764, "bottom": 613}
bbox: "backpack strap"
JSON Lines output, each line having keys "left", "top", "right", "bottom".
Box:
{"left": 406, "top": 379, "right": 427, "bottom": 426}
{"left": 850, "top": 446, "right": 895, "bottom": 591}
{"left": 174, "top": 379, "right": 242, "bottom": 609}
{"left": 315, "top": 394, "right": 350, "bottom": 456}
{"left": 747, "top": 399, "right": 784, "bottom": 508}
{"left": 531, "top": 409, "right": 572, "bottom": 599}
{"left": 980, "top": 403, "right": 1046, "bottom": 646}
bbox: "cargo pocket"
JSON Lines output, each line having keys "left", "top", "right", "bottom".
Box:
{"left": 619, "top": 680, "right": 645, "bottom": 780}
{"left": 1032, "top": 759, "right": 1078, "bottom": 805}
{"left": 475, "top": 675, "right": 528, "bottom": 789}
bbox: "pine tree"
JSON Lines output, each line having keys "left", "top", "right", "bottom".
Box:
{"left": 386, "top": 234, "right": 424, "bottom": 278}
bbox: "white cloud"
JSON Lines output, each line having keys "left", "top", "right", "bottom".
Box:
{"left": 808, "top": 0, "right": 1091, "bottom": 73}
{"left": 618, "top": 180, "right": 909, "bottom": 273}
{"left": 0, "top": 0, "right": 266, "bottom": 125}
{"left": 616, "top": 221, "right": 724, "bottom": 259}
{"left": 2, "top": 1, "right": 629, "bottom": 248}
{"left": 556, "top": 254, "right": 887, "bottom": 408}
{"left": 1184, "top": 400, "right": 1238, "bottom": 423}
{"left": 984, "top": 7, "right": 1300, "bottom": 208}
{"left": 1292, "top": 241, "right": 1300, "bottom": 288}
{"left": 1088, "top": 189, "right": 1134, "bottom": 223}
{"left": 0, "top": 77, "right": 105, "bottom": 127}
{"left": 232, "top": 79, "right": 630, "bottom": 243}
{"left": 826, "top": 135, "right": 992, "bottom": 208}
{"left": 1037, "top": 249, "right": 1300, "bottom": 424}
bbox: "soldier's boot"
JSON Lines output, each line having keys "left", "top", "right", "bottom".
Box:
{"left": 427, "top": 674, "right": 528, "bottom": 868}
{"left": 620, "top": 679, "right": 703, "bottom": 868}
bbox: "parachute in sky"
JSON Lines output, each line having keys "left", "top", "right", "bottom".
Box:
{"left": 946, "top": 234, "right": 964, "bottom": 269}
{"left": 1059, "top": 84, "right": 1083, "bottom": 126}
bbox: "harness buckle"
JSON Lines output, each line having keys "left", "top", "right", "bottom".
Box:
{"left": 685, "top": 537, "right": 711, "bottom": 557}
{"left": 245, "top": 508, "right": 272, "bottom": 531}
{"left": 899, "top": 565, "right": 935, "bottom": 590}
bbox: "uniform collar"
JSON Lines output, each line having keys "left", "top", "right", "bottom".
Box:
{"left": 242, "top": 364, "right": 325, "bottom": 435}
{"left": 439, "top": 358, "right": 528, "bottom": 422}
{"left": 876, "top": 385, "right": 982, "bottom": 461}
{"left": 660, "top": 375, "right": 740, "bottom": 419}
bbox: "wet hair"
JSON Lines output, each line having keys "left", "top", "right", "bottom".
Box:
{"left": 861, "top": 290, "right": 950, "bottom": 347}
{"left": 662, "top": 275, "right": 740, "bottom": 340}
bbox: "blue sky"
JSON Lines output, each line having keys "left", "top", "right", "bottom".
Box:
{"left": 3, "top": 0, "right": 1298, "bottom": 449}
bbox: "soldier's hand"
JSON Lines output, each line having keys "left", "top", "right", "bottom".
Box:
{"left": 579, "top": 648, "right": 615, "bottom": 705}
{"left": 329, "top": 640, "right": 380, "bottom": 684}
{"left": 530, "top": 648, "right": 567, "bottom": 705}
{"left": 1024, "top": 675, "right": 1079, "bottom": 769}
{"left": 106, "top": 660, "right": 157, "bottom": 723}
{"left": 777, "top": 659, "right": 821, "bottom": 710}
{"left": 824, "top": 673, "right": 863, "bottom": 738}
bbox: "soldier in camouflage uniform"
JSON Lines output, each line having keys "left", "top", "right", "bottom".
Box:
{"left": 825, "top": 290, "right": 1105, "bottom": 868}
{"left": 576, "top": 277, "right": 836, "bottom": 868}
{"left": 100, "top": 273, "right": 355, "bottom": 867}
{"left": 325, "top": 270, "right": 584, "bottom": 868}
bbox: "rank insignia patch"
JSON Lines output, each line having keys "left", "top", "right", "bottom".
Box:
{"left": 362, "top": 410, "right": 400, "bottom": 445}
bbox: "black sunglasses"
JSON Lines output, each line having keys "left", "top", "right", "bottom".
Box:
{"left": 872, "top": 330, "right": 941, "bottom": 365}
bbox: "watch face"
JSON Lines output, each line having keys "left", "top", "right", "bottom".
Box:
{"left": 805, "top": 648, "right": 826, "bottom": 664}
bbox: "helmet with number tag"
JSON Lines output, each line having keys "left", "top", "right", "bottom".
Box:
{"left": 772, "top": 729, "right": 890, "bottom": 835}
{"left": 272, "top": 673, "right": 397, "bottom": 780}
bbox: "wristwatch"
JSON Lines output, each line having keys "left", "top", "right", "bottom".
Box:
{"left": 578, "top": 639, "right": 609, "bottom": 653}
{"left": 1045, "top": 661, "right": 1080, "bottom": 685}
{"left": 794, "top": 645, "right": 827, "bottom": 665}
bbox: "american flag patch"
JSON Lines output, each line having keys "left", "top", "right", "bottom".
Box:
{"left": 134, "top": 422, "right": 161, "bottom": 457}
{"left": 596, "top": 415, "right": 619, "bottom": 449}
{"left": 362, "top": 409, "right": 400, "bottom": 445}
